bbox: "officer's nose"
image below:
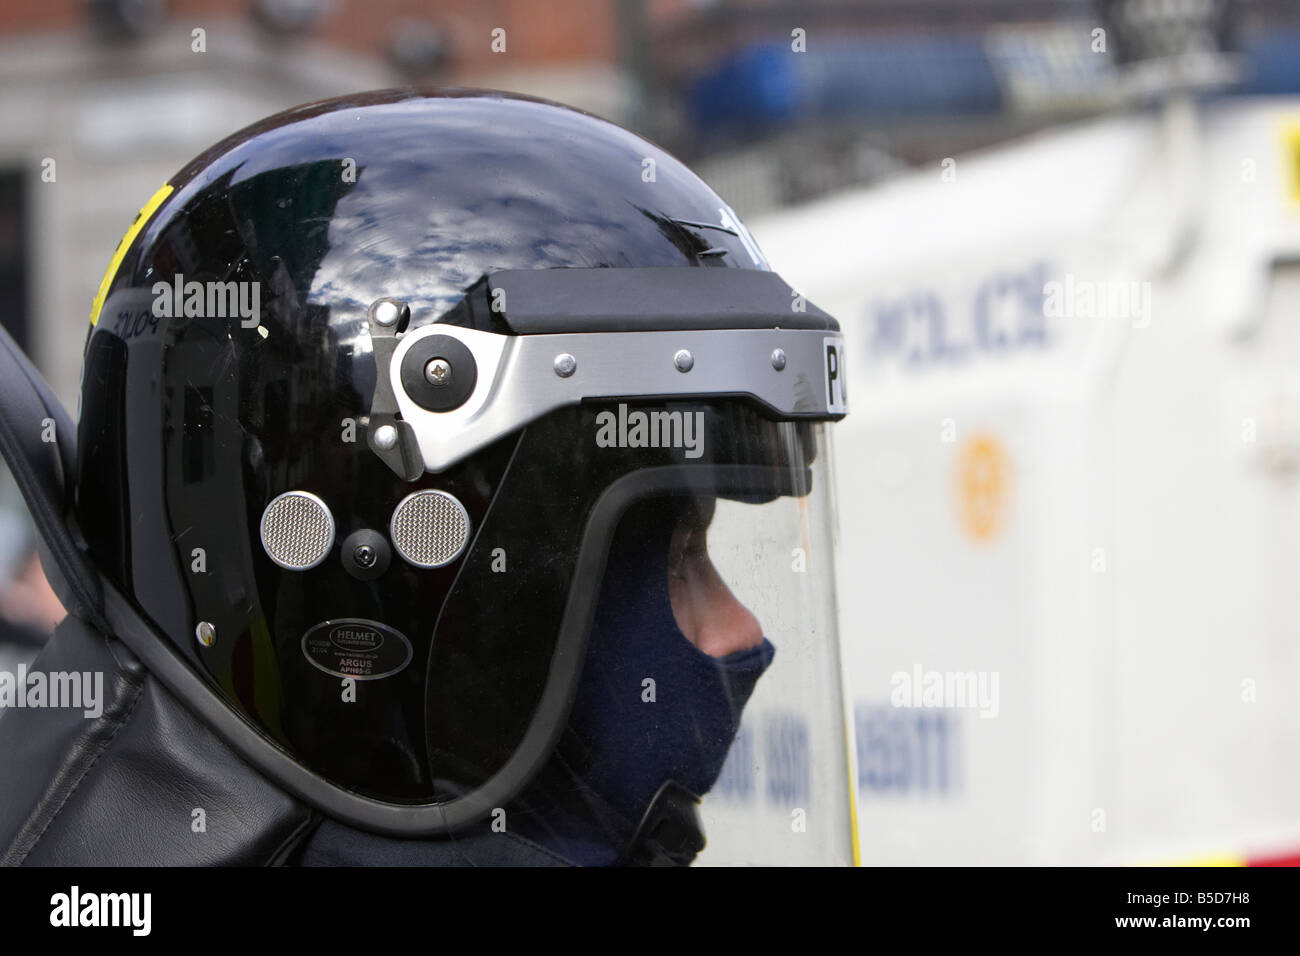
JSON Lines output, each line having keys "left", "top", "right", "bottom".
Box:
{"left": 667, "top": 523, "right": 764, "bottom": 658}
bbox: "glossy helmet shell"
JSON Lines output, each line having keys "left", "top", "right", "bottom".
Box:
{"left": 77, "top": 90, "right": 779, "bottom": 815}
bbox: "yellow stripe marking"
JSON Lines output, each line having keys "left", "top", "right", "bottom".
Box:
{"left": 1138, "top": 852, "right": 1246, "bottom": 867}
{"left": 89, "top": 183, "right": 173, "bottom": 326}
{"left": 1283, "top": 123, "right": 1300, "bottom": 207}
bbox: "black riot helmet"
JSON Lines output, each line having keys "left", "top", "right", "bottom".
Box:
{"left": 77, "top": 90, "right": 854, "bottom": 864}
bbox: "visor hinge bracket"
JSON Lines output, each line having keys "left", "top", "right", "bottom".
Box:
{"left": 366, "top": 299, "right": 423, "bottom": 482}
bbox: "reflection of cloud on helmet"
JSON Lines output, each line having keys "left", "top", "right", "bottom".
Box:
{"left": 292, "top": 93, "right": 763, "bottom": 330}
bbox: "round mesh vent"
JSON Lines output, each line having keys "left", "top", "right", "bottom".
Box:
{"left": 390, "top": 490, "right": 470, "bottom": 568}
{"left": 259, "top": 491, "right": 336, "bottom": 570}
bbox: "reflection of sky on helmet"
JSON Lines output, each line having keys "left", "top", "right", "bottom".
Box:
{"left": 273, "top": 93, "right": 760, "bottom": 327}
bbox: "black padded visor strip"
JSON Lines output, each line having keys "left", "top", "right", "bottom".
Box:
{"left": 488, "top": 267, "right": 839, "bottom": 334}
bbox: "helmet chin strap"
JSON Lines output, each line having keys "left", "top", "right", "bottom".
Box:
{"left": 620, "top": 781, "right": 707, "bottom": 867}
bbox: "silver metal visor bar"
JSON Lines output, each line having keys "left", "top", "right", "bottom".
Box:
{"left": 372, "top": 324, "right": 848, "bottom": 477}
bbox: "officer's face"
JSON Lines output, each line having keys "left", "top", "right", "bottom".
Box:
{"left": 666, "top": 506, "right": 763, "bottom": 658}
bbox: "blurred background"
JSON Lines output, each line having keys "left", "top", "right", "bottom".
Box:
{"left": 4, "top": 0, "right": 1300, "bottom": 865}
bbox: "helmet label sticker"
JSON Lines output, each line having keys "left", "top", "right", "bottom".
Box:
{"left": 301, "top": 619, "right": 413, "bottom": 681}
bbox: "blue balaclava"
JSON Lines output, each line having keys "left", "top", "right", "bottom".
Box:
{"left": 512, "top": 495, "right": 775, "bottom": 864}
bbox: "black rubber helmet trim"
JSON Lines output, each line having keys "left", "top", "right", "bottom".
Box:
{"left": 488, "top": 267, "right": 839, "bottom": 334}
